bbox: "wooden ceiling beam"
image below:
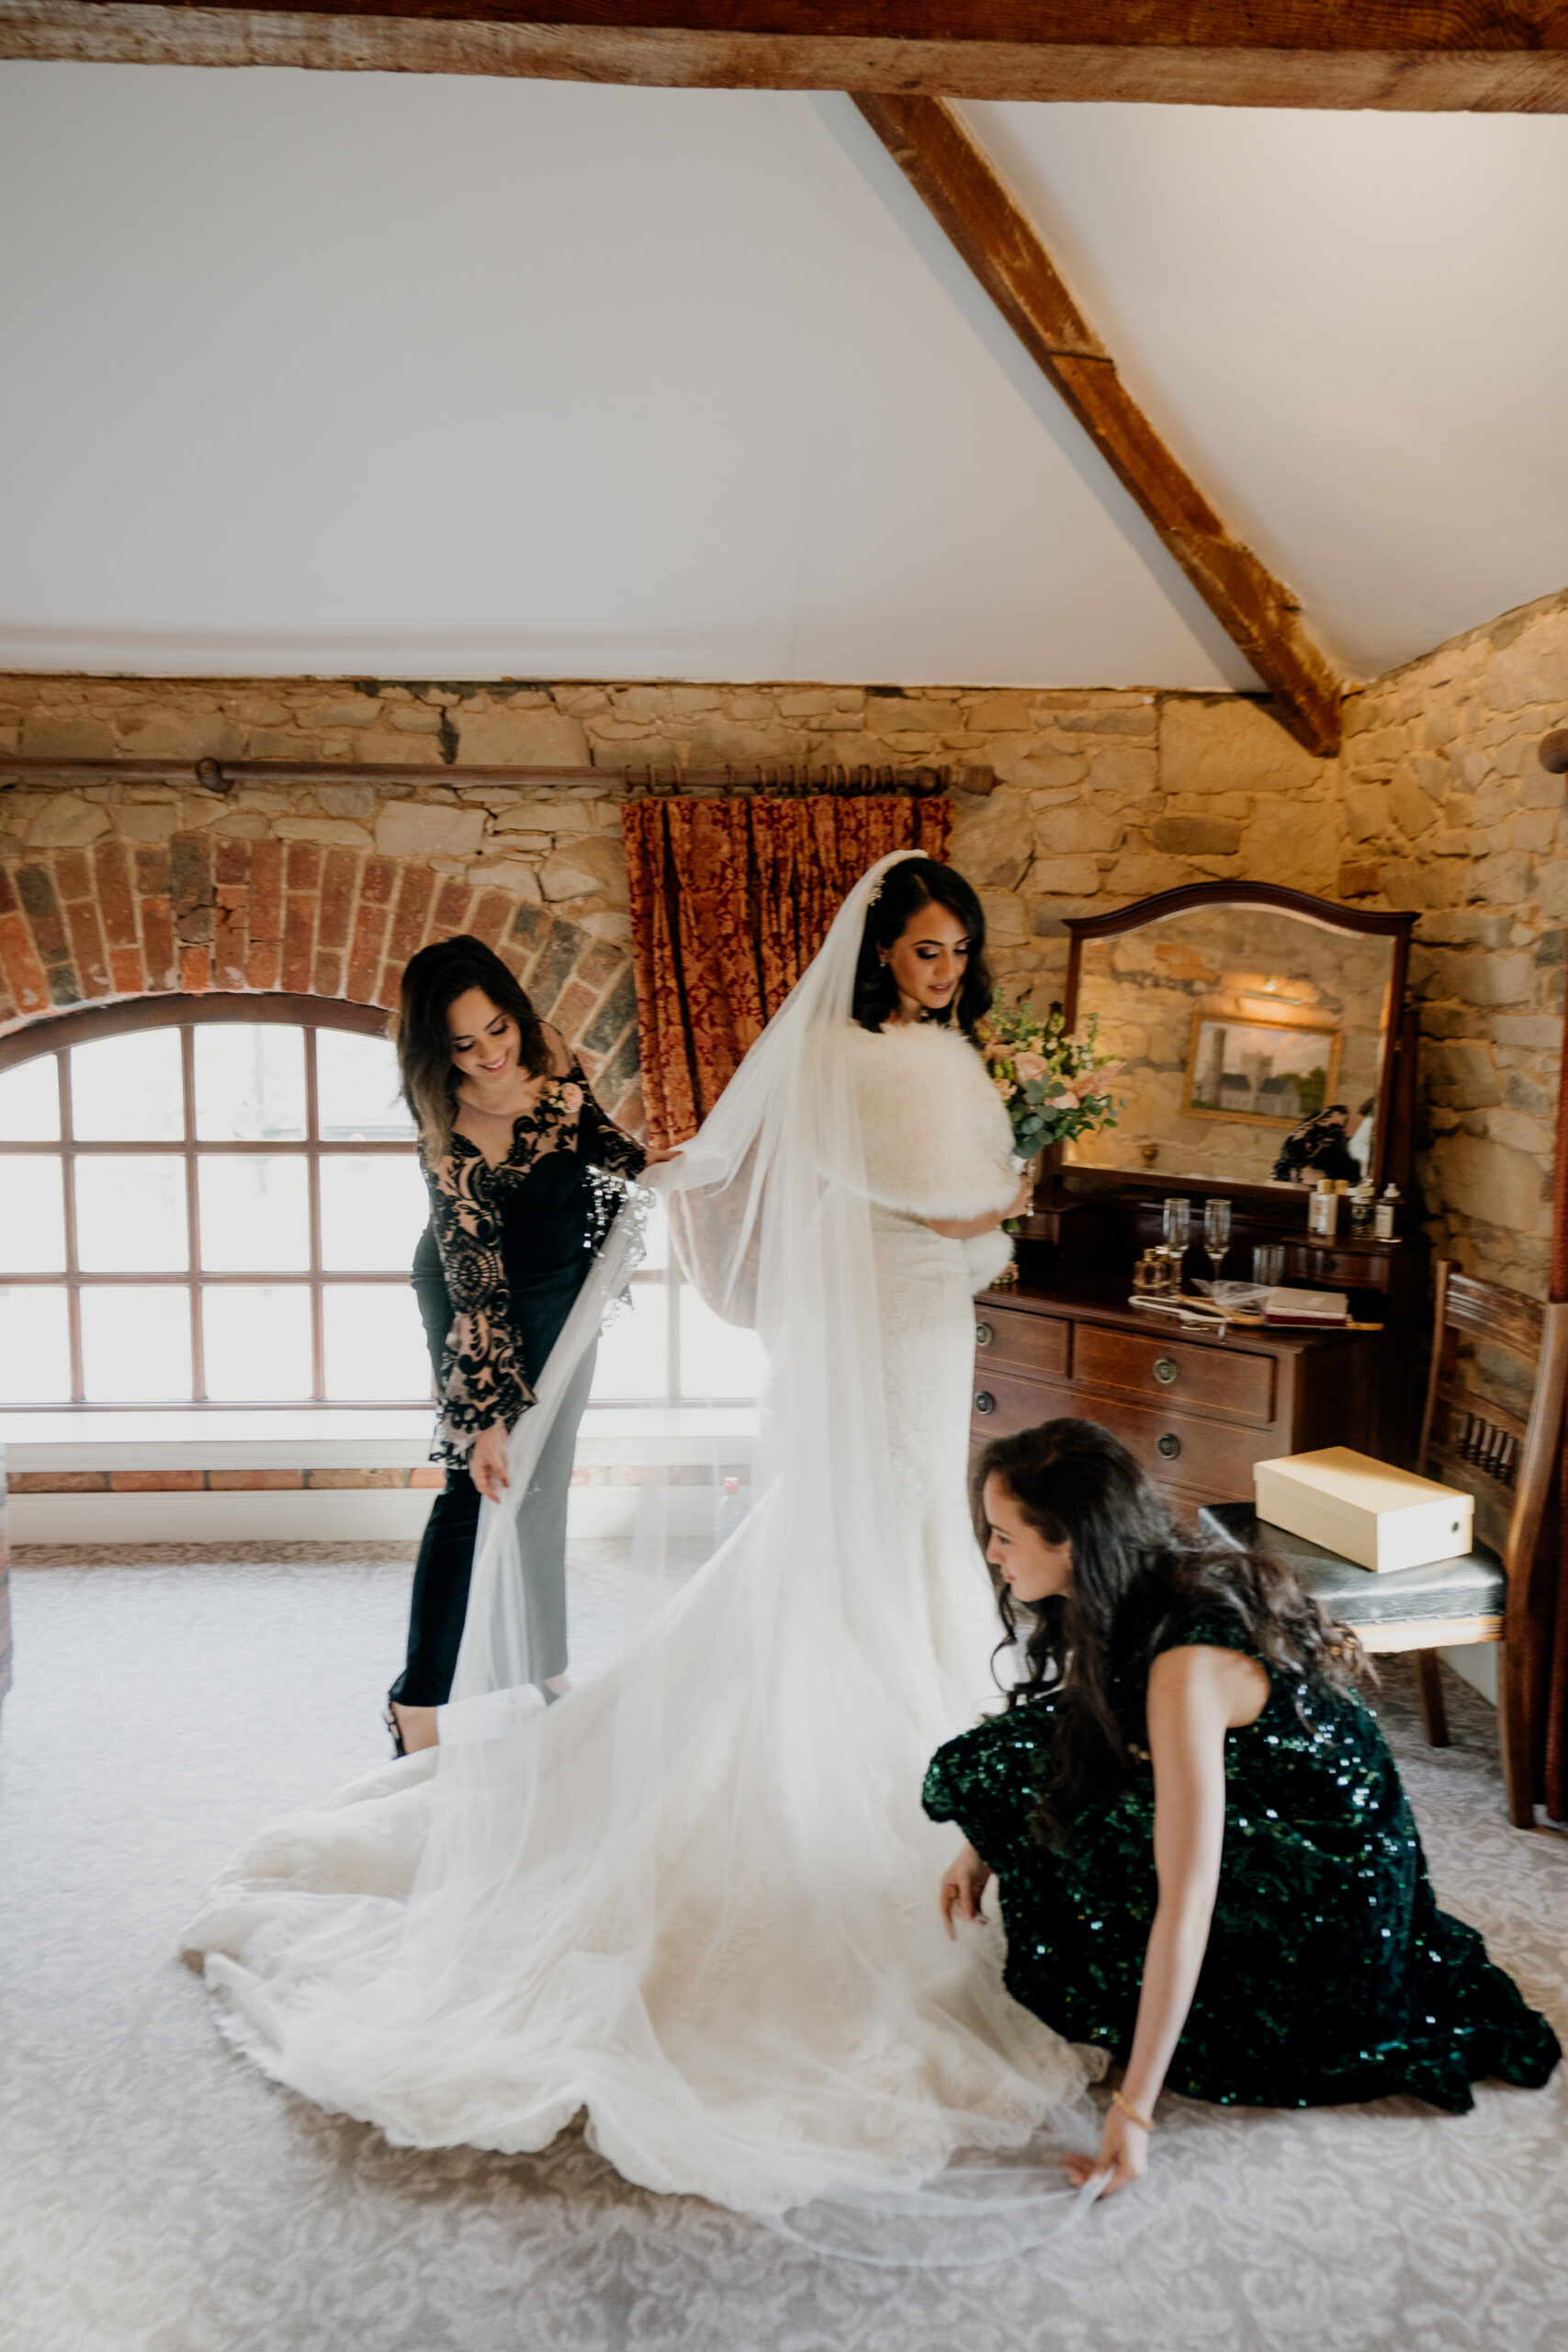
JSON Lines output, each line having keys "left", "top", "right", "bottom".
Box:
{"left": 853, "top": 92, "right": 1343, "bottom": 754}
{"left": 5, "top": 2, "right": 1568, "bottom": 111}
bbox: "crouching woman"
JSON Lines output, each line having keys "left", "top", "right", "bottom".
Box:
{"left": 926, "top": 1419, "right": 1559, "bottom": 2196}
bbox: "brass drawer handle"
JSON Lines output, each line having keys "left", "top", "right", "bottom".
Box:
{"left": 975, "top": 1390, "right": 997, "bottom": 1416}
{"left": 1153, "top": 1357, "right": 1179, "bottom": 1385}
{"left": 976, "top": 1321, "right": 994, "bottom": 1349}
{"left": 1156, "top": 1432, "right": 1181, "bottom": 1460}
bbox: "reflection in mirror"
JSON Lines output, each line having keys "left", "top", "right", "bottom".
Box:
{"left": 1066, "top": 905, "right": 1397, "bottom": 1188}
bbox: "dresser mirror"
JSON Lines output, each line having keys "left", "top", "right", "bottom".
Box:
{"left": 1060, "top": 884, "right": 1416, "bottom": 1200}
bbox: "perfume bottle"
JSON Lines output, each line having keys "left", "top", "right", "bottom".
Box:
{"left": 1307, "top": 1180, "right": 1340, "bottom": 1239}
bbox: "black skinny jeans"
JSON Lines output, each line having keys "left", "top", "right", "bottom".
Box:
{"left": 389, "top": 1238, "right": 592, "bottom": 1709}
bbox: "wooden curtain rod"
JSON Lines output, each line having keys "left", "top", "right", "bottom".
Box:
{"left": 0, "top": 755, "right": 993, "bottom": 798}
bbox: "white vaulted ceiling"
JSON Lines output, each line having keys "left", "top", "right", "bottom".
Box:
{"left": 0, "top": 62, "right": 1564, "bottom": 688}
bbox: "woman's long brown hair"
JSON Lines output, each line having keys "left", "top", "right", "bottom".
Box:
{"left": 973, "top": 1418, "right": 1364, "bottom": 1848}
{"left": 393, "top": 934, "right": 552, "bottom": 1161}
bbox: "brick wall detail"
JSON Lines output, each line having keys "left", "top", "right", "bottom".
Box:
{"left": 0, "top": 834, "right": 643, "bottom": 1129}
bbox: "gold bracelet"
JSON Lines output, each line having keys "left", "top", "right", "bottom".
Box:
{"left": 1111, "top": 2086, "right": 1156, "bottom": 2134}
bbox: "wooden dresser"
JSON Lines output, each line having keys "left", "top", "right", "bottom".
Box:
{"left": 970, "top": 1279, "right": 1417, "bottom": 1518}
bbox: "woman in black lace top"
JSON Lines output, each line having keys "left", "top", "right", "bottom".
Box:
{"left": 388, "top": 935, "right": 654, "bottom": 1756}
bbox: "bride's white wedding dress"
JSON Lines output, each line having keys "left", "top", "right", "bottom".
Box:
{"left": 184, "top": 854, "right": 1093, "bottom": 2219}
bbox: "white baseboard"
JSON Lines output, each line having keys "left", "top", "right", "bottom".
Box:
{"left": 8, "top": 1488, "right": 436, "bottom": 1545}
{"left": 8, "top": 1485, "right": 728, "bottom": 1548}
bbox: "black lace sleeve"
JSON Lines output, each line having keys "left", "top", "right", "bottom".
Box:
{"left": 568, "top": 1056, "right": 647, "bottom": 1180}
{"left": 423, "top": 1147, "right": 535, "bottom": 1465}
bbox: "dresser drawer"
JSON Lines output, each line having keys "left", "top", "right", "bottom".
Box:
{"left": 1299, "top": 1247, "right": 1389, "bottom": 1292}
{"left": 970, "top": 1374, "right": 1262, "bottom": 1504}
{"left": 1063, "top": 1391, "right": 1263, "bottom": 1501}
{"left": 971, "top": 1369, "right": 1072, "bottom": 1442}
{"left": 1073, "top": 1324, "right": 1275, "bottom": 1427}
{"left": 973, "top": 1306, "right": 1069, "bottom": 1382}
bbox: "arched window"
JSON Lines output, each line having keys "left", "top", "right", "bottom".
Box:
{"left": 0, "top": 997, "right": 430, "bottom": 1407}
{"left": 0, "top": 996, "right": 764, "bottom": 1412}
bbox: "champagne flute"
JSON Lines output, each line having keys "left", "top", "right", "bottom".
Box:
{"left": 1161, "top": 1195, "right": 1190, "bottom": 1291}
{"left": 1202, "top": 1197, "right": 1232, "bottom": 1291}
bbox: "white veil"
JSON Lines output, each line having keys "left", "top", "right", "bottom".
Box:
{"left": 191, "top": 852, "right": 1103, "bottom": 2259}
{"left": 450, "top": 846, "right": 916, "bottom": 1717}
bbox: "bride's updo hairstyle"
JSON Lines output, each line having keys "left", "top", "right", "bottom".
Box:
{"left": 850, "top": 855, "right": 993, "bottom": 1039}
{"left": 394, "top": 933, "right": 552, "bottom": 1161}
{"left": 974, "top": 1417, "right": 1361, "bottom": 1846}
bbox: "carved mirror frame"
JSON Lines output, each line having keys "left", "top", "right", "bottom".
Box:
{"left": 1055, "top": 881, "right": 1418, "bottom": 1214}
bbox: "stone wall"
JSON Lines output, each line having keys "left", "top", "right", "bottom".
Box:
{"left": 2, "top": 596, "right": 1565, "bottom": 1286}
{"left": 1336, "top": 593, "right": 1568, "bottom": 1297}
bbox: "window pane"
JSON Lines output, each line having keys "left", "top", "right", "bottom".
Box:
{"left": 70, "top": 1030, "right": 184, "bottom": 1140}
{"left": 590, "top": 1284, "right": 668, "bottom": 1401}
{"left": 322, "top": 1285, "right": 432, "bottom": 1401}
{"left": 203, "top": 1285, "right": 313, "bottom": 1400}
{"left": 679, "top": 1288, "right": 766, "bottom": 1401}
{"left": 74, "top": 1156, "right": 188, "bottom": 1271}
{"left": 318, "top": 1154, "right": 429, "bottom": 1271}
{"left": 194, "top": 1024, "right": 306, "bottom": 1141}
{"left": 197, "top": 1157, "right": 309, "bottom": 1271}
{"left": 0, "top": 1157, "right": 66, "bottom": 1272}
{"left": 80, "top": 1287, "right": 192, "bottom": 1400}
{"left": 316, "top": 1031, "right": 414, "bottom": 1141}
{"left": 0, "top": 1285, "right": 72, "bottom": 1401}
{"left": 0, "top": 1055, "right": 61, "bottom": 1139}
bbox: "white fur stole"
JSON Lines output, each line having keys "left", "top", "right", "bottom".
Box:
{"left": 831, "top": 1019, "right": 1019, "bottom": 1222}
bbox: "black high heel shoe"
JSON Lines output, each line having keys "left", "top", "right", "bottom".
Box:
{"left": 385, "top": 1702, "right": 407, "bottom": 1758}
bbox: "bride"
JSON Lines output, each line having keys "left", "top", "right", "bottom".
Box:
{"left": 184, "top": 849, "right": 1095, "bottom": 2217}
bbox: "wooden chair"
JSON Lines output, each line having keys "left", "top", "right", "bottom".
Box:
{"left": 1201, "top": 1263, "right": 1568, "bottom": 1828}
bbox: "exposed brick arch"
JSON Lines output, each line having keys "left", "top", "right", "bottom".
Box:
{"left": 0, "top": 831, "right": 643, "bottom": 1128}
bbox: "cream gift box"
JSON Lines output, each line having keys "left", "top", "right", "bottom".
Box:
{"left": 1253, "top": 1447, "right": 1474, "bottom": 1574}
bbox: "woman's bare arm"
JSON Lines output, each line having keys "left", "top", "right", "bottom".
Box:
{"left": 1066, "top": 1643, "right": 1268, "bottom": 2196}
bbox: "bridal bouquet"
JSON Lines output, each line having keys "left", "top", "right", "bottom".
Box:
{"left": 976, "top": 992, "right": 1121, "bottom": 1165}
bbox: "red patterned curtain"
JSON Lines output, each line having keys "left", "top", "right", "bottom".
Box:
{"left": 623, "top": 795, "right": 951, "bottom": 1148}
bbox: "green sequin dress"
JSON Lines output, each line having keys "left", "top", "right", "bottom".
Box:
{"left": 923, "top": 1611, "right": 1559, "bottom": 2113}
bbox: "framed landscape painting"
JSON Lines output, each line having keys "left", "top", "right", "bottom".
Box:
{"left": 1185, "top": 1012, "right": 1341, "bottom": 1127}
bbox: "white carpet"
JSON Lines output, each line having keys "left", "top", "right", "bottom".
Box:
{"left": 1, "top": 1550, "right": 1565, "bottom": 2352}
